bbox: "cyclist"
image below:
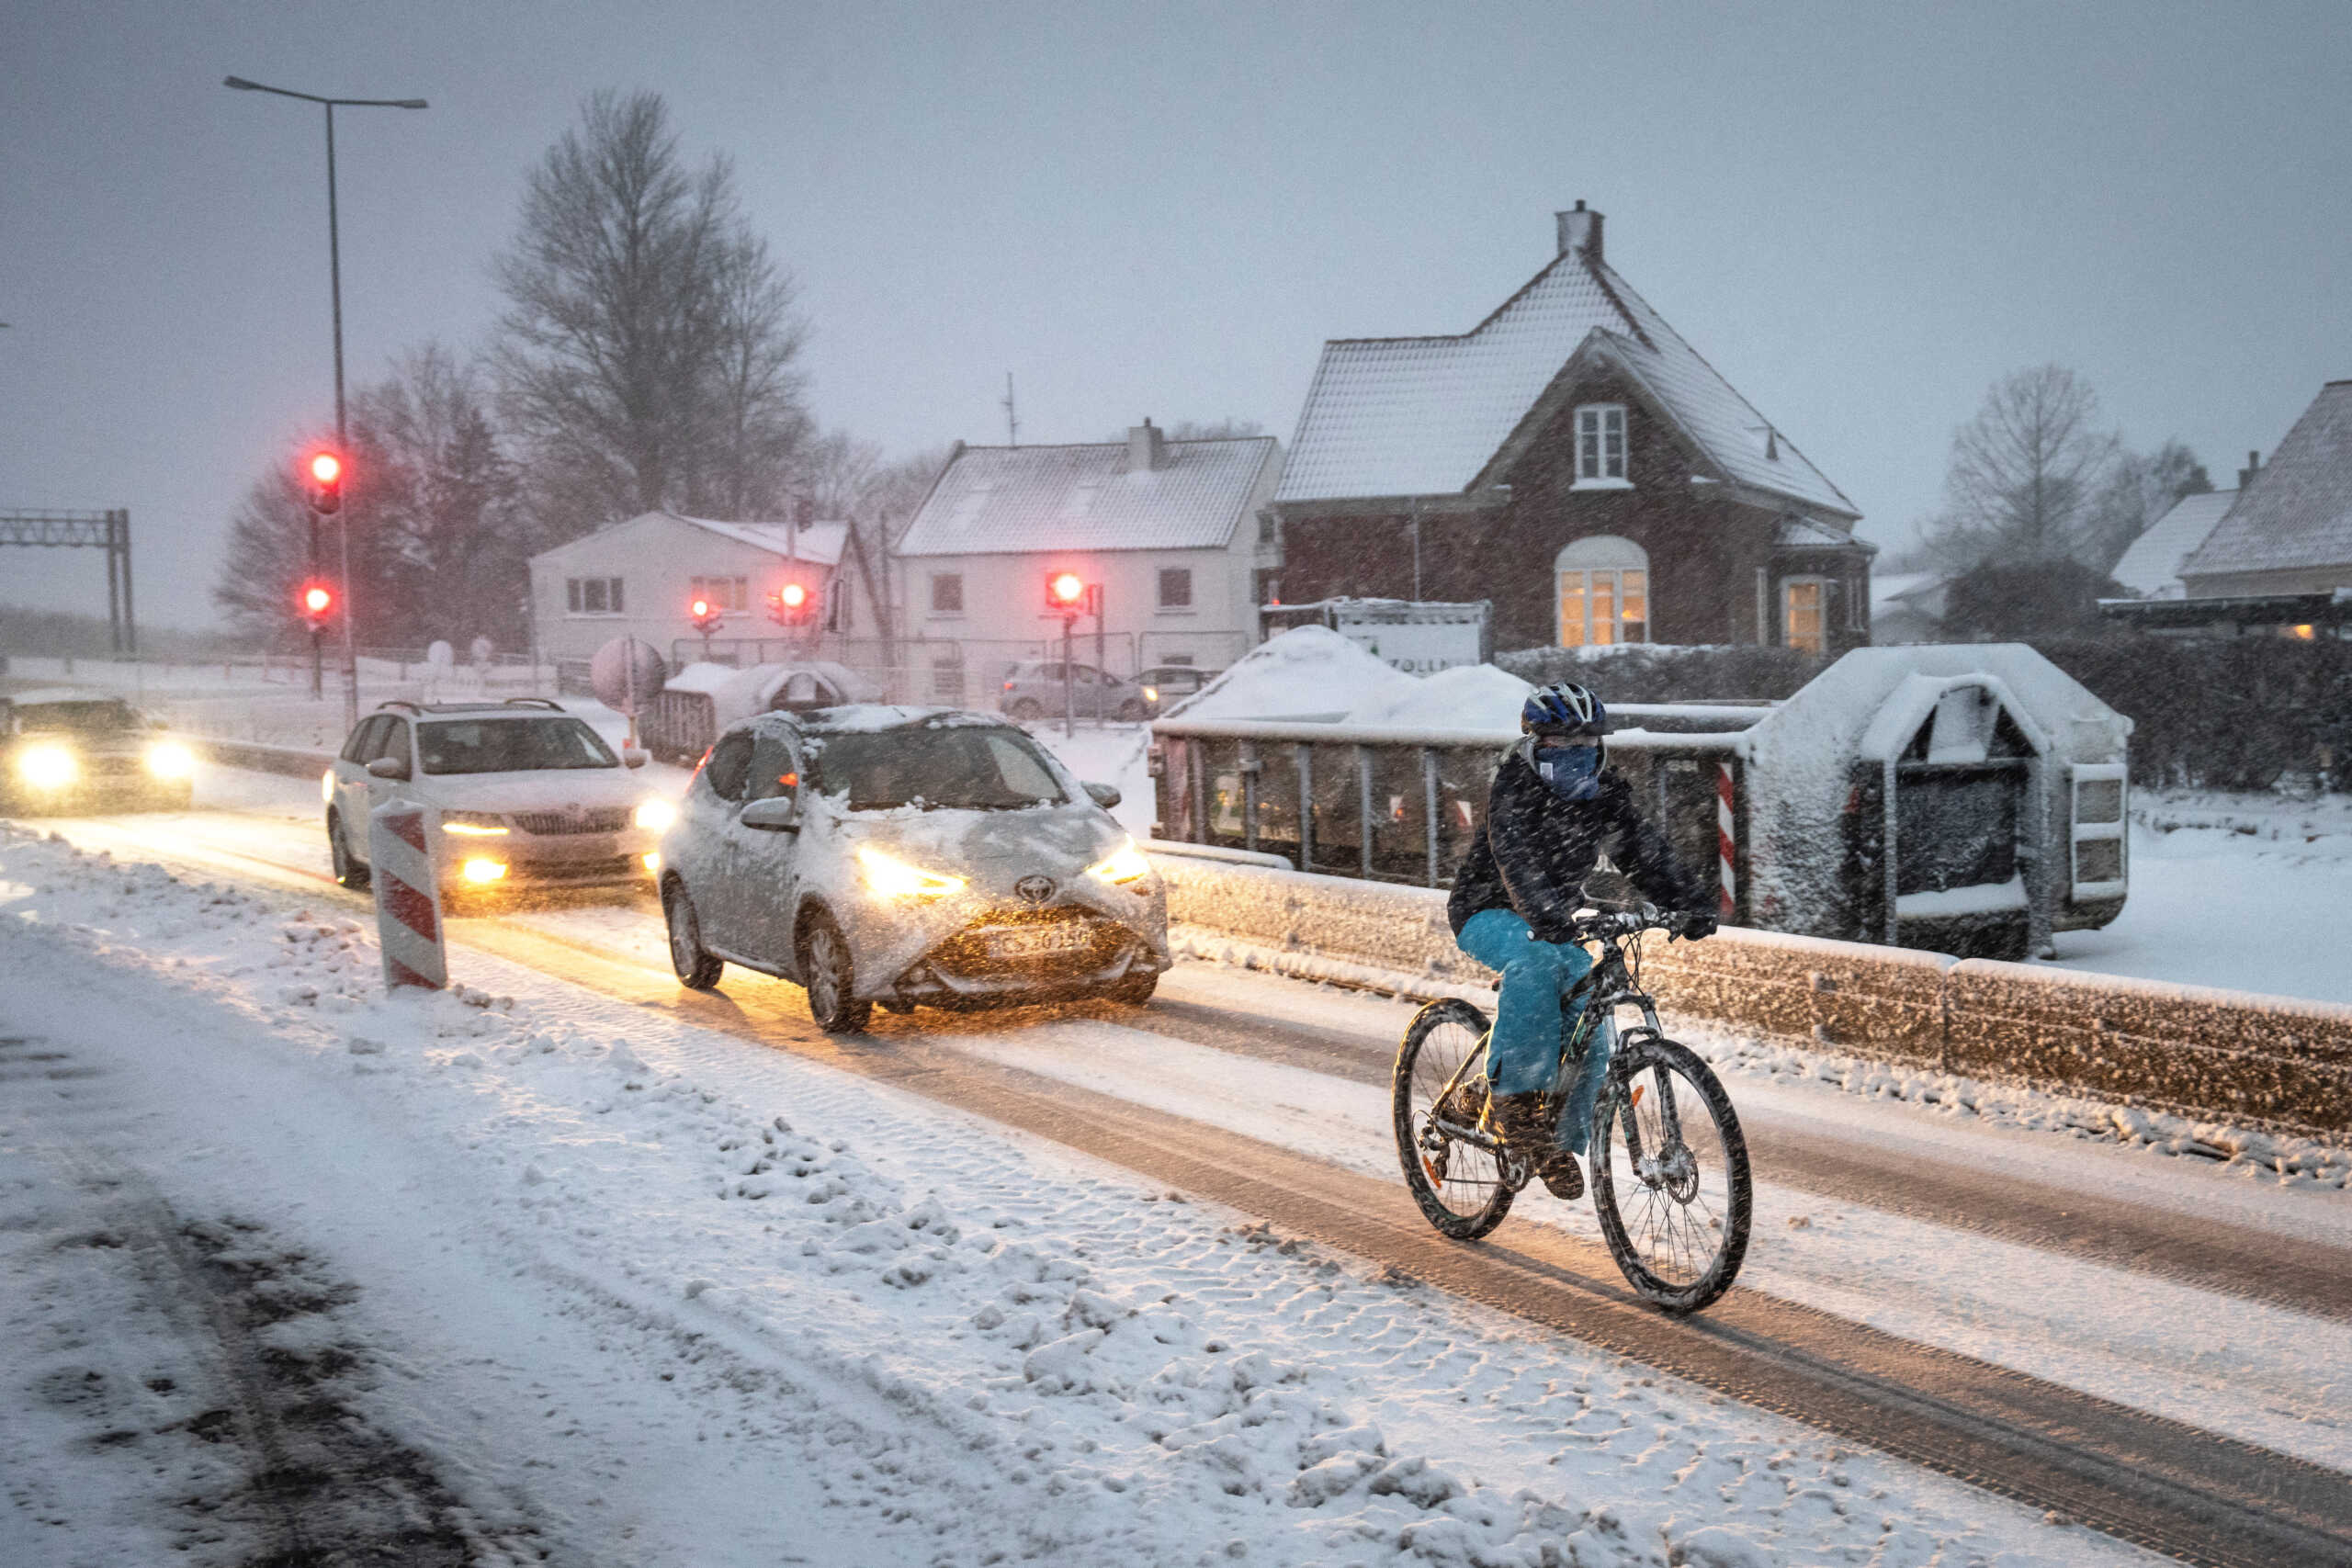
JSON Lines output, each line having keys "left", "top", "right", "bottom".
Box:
{"left": 1446, "top": 680, "right": 1716, "bottom": 1198}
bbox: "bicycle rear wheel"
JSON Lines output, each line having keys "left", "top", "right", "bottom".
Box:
{"left": 1393, "top": 998, "right": 1515, "bottom": 1240}
{"left": 1589, "top": 1035, "right": 1751, "bottom": 1313}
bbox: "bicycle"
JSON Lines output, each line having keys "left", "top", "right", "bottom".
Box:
{"left": 1392, "top": 908, "right": 1753, "bottom": 1314}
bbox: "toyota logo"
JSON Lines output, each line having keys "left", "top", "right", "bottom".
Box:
{"left": 1015, "top": 874, "right": 1057, "bottom": 906}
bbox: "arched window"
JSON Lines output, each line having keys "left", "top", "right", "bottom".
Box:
{"left": 1555, "top": 535, "right": 1650, "bottom": 647}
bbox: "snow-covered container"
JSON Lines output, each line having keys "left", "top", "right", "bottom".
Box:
{"left": 640, "top": 660, "right": 883, "bottom": 763}
{"left": 1259, "top": 598, "right": 1492, "bottom": 674}
{"left": 1152, "top": 640, "right": 2130, "bottom": 959}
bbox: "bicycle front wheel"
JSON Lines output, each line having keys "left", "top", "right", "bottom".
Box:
{"left": 1589, "top": 1035, "right": 1751, "bottom": 1313}
{"left": 1393, "top": 998, "right": 1515, "bottom": 1240}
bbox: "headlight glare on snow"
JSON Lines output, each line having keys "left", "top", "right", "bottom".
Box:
{"left": 856, "top": 843, "right": 966, "bottom": 900}
{"left": 18, "top": 744, "right": 77, "bottom": 791}
{"left": 144, "top": 741, "right": 197, "bottom": 780}
{"left": 1086, "top": 839, "right": 1152, "bottom": 886}
{"left": 633, "top": 796, "right": 678, "bottom": 832}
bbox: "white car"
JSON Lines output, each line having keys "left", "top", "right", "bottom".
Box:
{"left": 656, "top": 705, "right": 1168, "bottom": 1031}
{"left": 323, "top": 699, "right": 671, "bottom": 899}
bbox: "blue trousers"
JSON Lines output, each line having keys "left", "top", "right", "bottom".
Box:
{"left": 1457, "top": 908, "right": 1603, "bottom": 1152}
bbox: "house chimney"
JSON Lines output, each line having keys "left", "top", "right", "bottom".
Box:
{"left": 1555, "top": 200, "right": 1603, "bottom": 262}
{"left": 2238, "top": 449, "right": 2262, "bottom": 488}
{"left": 1128, "top": 417, "right": 1167, "bottom": 473}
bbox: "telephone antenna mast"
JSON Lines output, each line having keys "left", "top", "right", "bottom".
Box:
{"left": 1002, "top": 372, "right": 1019, "bottom": 446}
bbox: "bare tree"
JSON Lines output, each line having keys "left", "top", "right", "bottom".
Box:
{"left": 1928, "top": 366, "right": 2118, "bottom": 569}
{"left": 492, "top": 89, "right": 809, "bottom": 536}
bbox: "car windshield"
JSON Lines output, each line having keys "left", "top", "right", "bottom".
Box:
{"left": 13, "top": 700, "right": 142, "bottom": 734}
{"left": 417, "top": 716, "right": 617, "bottom": 775}
{"left": 806, "top": 725, "right": 1068, "bottom": 811}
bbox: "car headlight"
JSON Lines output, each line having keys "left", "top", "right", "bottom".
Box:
{"left": 17, "top": 745, "right": 77, "bottom": 791}
{"left": 856, "top": 843, "right": 966, "bottom": 899}
{"left": 1142, "top": 685, "right": 1159, "bottom": 703}
{"left": 441, "top": 812, "right": 510, "bottom": 837}
{"left": 1085, "top": 839, "right": 1152, "bottom": 886}
{"left": 459, "top": 857, "right": 509, "bottom": 884}
{"left": 634, "top": 796, "right": 678, "bottom": 833}
{"left": 145, "top": 741, "right": 196, "bottom": 779}
{"left": 321, "top": 769, "right": 336, "bottom": 804}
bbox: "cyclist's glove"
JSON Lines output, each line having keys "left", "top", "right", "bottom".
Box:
{"left": 1675, "top": 909, "right": 1719, "bottom": 942}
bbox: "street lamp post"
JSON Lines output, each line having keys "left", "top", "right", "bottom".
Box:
{"left": 224, "top": 75, "right": 426, "bottom": 729}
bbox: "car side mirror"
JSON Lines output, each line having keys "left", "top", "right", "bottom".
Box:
{"left": 622, "top": 747, "right": 649, "bottom": 769}
{"left": 1083, "top": 781, "right": 1121, "bottom": 810}
{"left": 741, "top": 795, "right": 801, "bottom": 832}
{"left": 365, "top": 756, "right": 410, "bottom": 781}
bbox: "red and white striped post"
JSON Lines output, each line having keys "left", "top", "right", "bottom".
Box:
{"left": 368, "top": 800, "right": 447, "bottom": 990}
{"left": 1715, "top": 759, "right": 1738, "bottom": 922}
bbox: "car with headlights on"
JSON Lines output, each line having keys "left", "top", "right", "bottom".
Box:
{"left": 0, "top": 691, "right": 196, "bottom": 813}
{"left": 323, "top": 698, "right": 673, "bottom": 899}
{"left": 656, "top": 705, "right": 1168, "bottom": 1032}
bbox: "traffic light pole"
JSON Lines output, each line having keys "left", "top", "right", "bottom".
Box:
{"left": 1061, "top": 615, "right": 1077, "bottom": 739}
{"left": 327, "top": 100, "right": 359, "bottom": 731}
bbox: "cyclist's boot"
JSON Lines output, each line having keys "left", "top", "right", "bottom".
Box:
{"left": 1486, "top": 1093, "right": 1585, "bottom": 1200}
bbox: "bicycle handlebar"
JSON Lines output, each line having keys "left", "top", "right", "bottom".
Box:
{"left": 1557, "top": 907, "right": 1705, "bottom": 943}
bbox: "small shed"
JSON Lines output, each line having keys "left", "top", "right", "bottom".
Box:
{"left": 1740, "top": 645, "right": 2130, "bottom": 958}
{"left": 641, "top": 660, "right": 881, "bottom": 762}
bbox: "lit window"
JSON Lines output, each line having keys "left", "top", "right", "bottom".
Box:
{"left": 1574, "top": 404, "right": 1628, "bottom": 486}
{"left": 1555, "top": 535, "right": 1649, "bottom": 647}
{"left": 1782, "top": 578, "right": 1826, "bottom": 655}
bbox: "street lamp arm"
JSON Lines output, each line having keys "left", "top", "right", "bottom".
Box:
{"left": 223, "top": 76, "right": 426, "bottom": 108}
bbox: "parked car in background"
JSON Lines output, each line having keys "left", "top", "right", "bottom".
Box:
{"left": 1135, "top": 665, "right": 1222, "bottom": 718}
{"left": 998, "top": 660, "right": 1148, "bottom": 723}
{"left": 656, "top": 705, "right": 1167, "bottom": 1031}
{"left": 0, "top": 691, "right": 195, "bottom": 813}
{"left": 323, "top": 698, "right": 670, "bottom": 900}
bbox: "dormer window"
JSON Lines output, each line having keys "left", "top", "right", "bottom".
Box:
{"left": 1573, "top": 404, "right": 1629, "bottom": 489}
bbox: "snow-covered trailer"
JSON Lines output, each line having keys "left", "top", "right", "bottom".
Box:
{"left": 1150, "top": 644, "right": 2130, "bottom": 958}
{"left": 641, "top": 660, "right": 881, "bottom": 763}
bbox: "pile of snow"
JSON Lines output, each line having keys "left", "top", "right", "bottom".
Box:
{"left": 1344, "top": 663, "right": 1529, "bottom": 730}
{"left": 1161, "top": 626, "right": 1414, "bottom": 722}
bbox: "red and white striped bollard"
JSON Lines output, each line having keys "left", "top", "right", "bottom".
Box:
{"left": 368, "top": 799, "right": 447, "bottom": 990}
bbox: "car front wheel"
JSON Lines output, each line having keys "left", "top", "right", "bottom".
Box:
{"left": 662, "top": 879, "right": 724, "bottom": 989}
{"left": 328, "top": 810, "right": 370, "bottom": 890}
{"left": 798, "top": 911, "right": 872, "bottom": 1033}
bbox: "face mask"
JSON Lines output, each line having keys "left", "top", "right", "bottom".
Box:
{"left": 1534, "top": 742, "right": 1602, "bottom": 802}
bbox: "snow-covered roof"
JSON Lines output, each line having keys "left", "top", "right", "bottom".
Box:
{"left": 534, "top": 511, "right": 849, "bottom": 567}
{"left": 2110, "top": 490, "right": 2236, "bottom": 598}
{"left": 2181, "top": 382, "right": 2352, "bottom": 580}
{"left": 1870, "top": 571, "right": 1944, "bottom": 614}
{"left": 1275, "top": 230, "right": 1857, "bottom": 520}
{"left": 896, "top": 436, "right": 1279, "bottom": 558}
{"left": 1777, "top": 514, "right": 1874, "bottom": 551}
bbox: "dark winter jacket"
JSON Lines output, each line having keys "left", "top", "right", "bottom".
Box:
{"left": 1446, "top": 749, "right": 1702, "bottom": 937}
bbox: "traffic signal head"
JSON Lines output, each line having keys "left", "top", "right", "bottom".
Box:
{"left": 305, "top": 448, "right": 345, "bottom": 514}
{"left": 1046, "top": 570, "right": 1089, "bottom": 615}
{"left": 767, "top": 580, "right": 818, "bottom": 626}
{"left": 298, "top": 581, "right": 334, "bottom": 630}
{"left": 689, "top": 596, "right": 724, "bottom": 634}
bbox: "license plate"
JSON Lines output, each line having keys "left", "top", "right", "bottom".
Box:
{"left": 987, "top": 924, "right": 1093, "bottom": 961}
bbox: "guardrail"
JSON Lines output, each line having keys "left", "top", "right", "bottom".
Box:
{"left": 1144, "top": 847, "right": 2352, "bottom": 1140}
{"left": 180, "top": 734, "right": 335, "bottom": 779}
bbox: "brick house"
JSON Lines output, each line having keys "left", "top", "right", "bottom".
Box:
{"left": 1272, "top": 205, "right": 1871, "bottom": 656}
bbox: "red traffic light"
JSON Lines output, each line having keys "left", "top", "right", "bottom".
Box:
{"left": 689, "top": 595, "right": 725, "bottom": 634}
{"left": 297, "top": 581, "right": 335, "bottom": 629}
{"left": 778, "top": 582, "right": 807, "bottom": 609}
{"left": 691, "top": 598, "right": 712, "bottom": 618}
{"left": 304, "top": 448, "right": 345, "bottom": 514}
{"left": 1049, "top": 571, "right": 1084, "bottom": 604}
{"left": 303, "top": 585, "right": 332, "bottom": 614}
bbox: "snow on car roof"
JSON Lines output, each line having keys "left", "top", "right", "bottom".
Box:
{"left": 3, "top": 689, "right": 119, "bottom": 706}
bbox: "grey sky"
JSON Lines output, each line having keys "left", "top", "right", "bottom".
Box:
{"left": 5, "top": 0, "right": 2347, "bottom": 631}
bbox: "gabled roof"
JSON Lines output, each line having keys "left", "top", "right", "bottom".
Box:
{"left": 533, "top": 511, "right": 849, "bottom": 567}
{"left": 2110, "top": 489, "right": 2235, "bottom": 598}
{"left": 1274, "top": 232, "right": 1857, "bottom": 519}
{"left": 2181, "top": 383, "right": 2352, "bottom": 580}
{"left": 895, "top": 436, "right": 1279, "bottom": 558}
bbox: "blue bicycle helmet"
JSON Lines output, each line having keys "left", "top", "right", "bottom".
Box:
{"left": 1520, "top": 681, "right": 1607, "bottom": 736}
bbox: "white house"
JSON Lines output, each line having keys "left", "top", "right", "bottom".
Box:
{"left": 526, "top": 511, "right": 878, "bottom": 668}
{"left": 891, "top": 423, "right": 1283, "bottom": 702}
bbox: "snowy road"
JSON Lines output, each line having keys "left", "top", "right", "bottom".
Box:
{"left": 6, "top": 777, "right": 2351, "bottom": 1566}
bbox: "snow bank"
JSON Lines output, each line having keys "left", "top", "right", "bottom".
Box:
{"left": 1344, "top": 662, "right": 1530, "bottom": 729}
{"left": 1161, "top": 626, "right": 1415, "bottom": 722}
